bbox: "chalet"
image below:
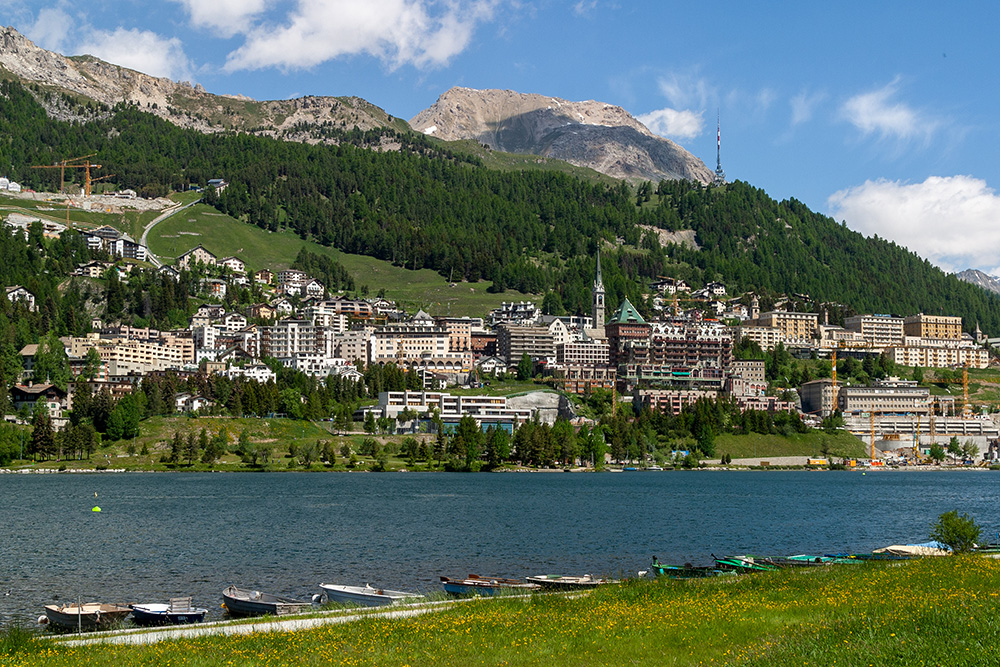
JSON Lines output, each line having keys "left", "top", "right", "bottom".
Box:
{"left": 253, "top": 269, "right": 273, "bottom": 285}
{"left": 221, "top": 312, "right": 248, "bottom": 332}
{"left": 201, "top": 278, "right": 227, "bottom": 299}
{"left": 176, "top": 245, "right": 217, "bottom": 270}
{"left": 173, "top": 392, "right": 213, "bottom": 413}
{"left": 303, "top": 278, "right": 325, "bottom": 299}
{"left": 5, "top": 285, "right": 36, "bottom": 312}
{"left": 158, "top": 265, "right": 181, "bottom": 281}
{"left": 206, "top": 178, "right": 228, "bottom": 192}
{"left": 219, "top": 256, "right": 246, "bottom": 274}
{"left": 248, "top": 303, "right": 277, "bottom": 320}
{"left": 270, "top": 298, "right": 294, "bottom": 316}
{"left": 11, "top": 383, "right": 69, "bottom": 421}
{"left": 74, "top": 261, "right": 111, "bottom": 278}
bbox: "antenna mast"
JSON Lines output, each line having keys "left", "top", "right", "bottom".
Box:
{"left": 714, "top": 110, "right": 726, "bottom": 186}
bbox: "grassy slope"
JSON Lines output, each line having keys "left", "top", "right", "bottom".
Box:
{"left": 145, "top": 203, "right": 536, "bottom": 317}
{"left": 715, "top": 430, "right": 867, "bottom": 461}
{"left": 13, "top": 557, "right": 1000, "bottom": 666}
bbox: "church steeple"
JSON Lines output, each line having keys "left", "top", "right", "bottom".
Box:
{"left": 592, "top": 248, "right": 606, "bottom": 326}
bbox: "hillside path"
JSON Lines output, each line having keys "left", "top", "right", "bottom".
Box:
{"left": 140, "top": 198, "right": 201, "bottom": 268}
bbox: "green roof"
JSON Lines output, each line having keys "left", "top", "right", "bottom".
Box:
{"left": 609, "top": 298, "right": 646, "bottom": 325}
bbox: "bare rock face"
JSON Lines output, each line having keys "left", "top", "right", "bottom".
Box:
{"left": 410, "top": 87, "right": 713, "bottom": 184}
{"left": 955, "top": 269, "right": 1000, "bottom": 296}
{"left": 0, "top": 26, "right": 397, "bottom": 139}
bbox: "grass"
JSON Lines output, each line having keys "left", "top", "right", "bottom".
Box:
{"left": 714, "top": 430, "right": 867, "bottom": 461}
{"left": 6, "top": 557, "right": 1000, "bottom": 666}
{"left": 144, "top": 203, "right": 535, "bottom": 317}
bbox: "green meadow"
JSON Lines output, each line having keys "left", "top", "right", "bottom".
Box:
{"left": 6, "top": 556, "right": 998, "bottom": 666}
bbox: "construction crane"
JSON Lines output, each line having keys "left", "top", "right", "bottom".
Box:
{"left": 30, "top": 153, "right": 96, "bottom": 194}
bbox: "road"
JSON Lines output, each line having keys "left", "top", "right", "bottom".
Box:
{"left": 139, "top": 198, "right": 201, "bottom": 268}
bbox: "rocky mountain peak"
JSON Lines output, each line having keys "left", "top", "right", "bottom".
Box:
{"left": 410, "top": 87, "right": 713, "bottom": 184}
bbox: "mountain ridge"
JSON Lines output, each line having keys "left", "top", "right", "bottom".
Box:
{"left": 409, "top": 87, "right": 714, "bottom": 184}
{"left": 0, "top": 26, "right": 404, "bottom": 141}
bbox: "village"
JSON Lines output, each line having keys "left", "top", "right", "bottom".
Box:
{"left": 3, "top": 192, "right": 999, "bottom": 466}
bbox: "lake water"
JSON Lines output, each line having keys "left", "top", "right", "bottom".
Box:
{"left": 2, "top": 470, "right": 997, "bottom": 626}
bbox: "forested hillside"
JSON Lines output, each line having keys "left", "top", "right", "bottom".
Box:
{"left": 2, "top": 78, "right": 999, "bottom": 330}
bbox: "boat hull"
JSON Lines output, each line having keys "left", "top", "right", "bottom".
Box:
{"left": 222, "top": 586, "right": 312, "bottom": 617}
{"left": 525, "top": 575, "right": 618, "bottom": 590}
{"left": 319, "top": 584, "right": 424, "bottom": 607}
{"left": 44, "top": 603, "right": 132, "bottom": 630}
{"left": 440, "top": 575, "right": 540, "bottom": 596}
{"left": 131, "top": 604, "right": 208, "bottom": 626}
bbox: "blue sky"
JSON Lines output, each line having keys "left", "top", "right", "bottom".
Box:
{"left": 6, "top": 1, "right": 1000, "bottom": 274}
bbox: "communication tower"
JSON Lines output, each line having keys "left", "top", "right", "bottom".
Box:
{"left": 713, "top": 111, "right": 726, "bottom": 186}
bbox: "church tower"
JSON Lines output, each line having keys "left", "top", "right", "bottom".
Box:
{"left": 592, "top": 249, "right": 606, "bottom": 327}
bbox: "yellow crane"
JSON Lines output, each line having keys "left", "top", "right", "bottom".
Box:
{"left": 30, "top": 153, "right": 96, "bottom": 194}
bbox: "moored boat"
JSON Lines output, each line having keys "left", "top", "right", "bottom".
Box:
{"left": 440, "top": 574, "right": 541, "bottom": 596}
{"left": 651, "top": 563, "right": 734, "bottom": 579}
{"left": 130, "top": 597, "right": 208, "bottom": 625}
{"left": 525, "top": 574, "right": 619, "bottom": 590}
{"left": 43, "top": 603, "right": 132, "bottom": 630}
{"left": 713, "top": 555, "right": 781, "bottom": 573}
{"left": 319, "top": 583, "right": 425, "bottom": 607}
{"left": 222, "top": 585, "right": 312, "bottom": 616}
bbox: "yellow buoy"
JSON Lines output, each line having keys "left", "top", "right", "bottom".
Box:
{"left": 92, "top": 506, "right": 101, "bottom": 512}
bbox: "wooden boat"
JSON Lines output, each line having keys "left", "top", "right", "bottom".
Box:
{"left": 651, "top": 563, "right": 734, "bottom": 579}
{"left": 525, "top": 574, "right": 619, "bottom": 590}
{"left": 319, "top": 583, "right": 425, "bottom": 607}
{"left": 222, "top": 586, "right": 312, "bottom": 616}
{"left": 43, "top": 602, "right": 132, "bottom": 630}
{"left": 713, "top": 555, "right": 781, "bottom": 573}
{"left": 130, "top": 597, "right": 208, "bottom": 625}
{"left": 440, "top": 574, "right": 541, "bottom": 596}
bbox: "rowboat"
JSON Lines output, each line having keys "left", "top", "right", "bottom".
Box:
{"left": 130, "top": 597, "right": 208, "bottom": 625}
{"left": 43, "top": 603, "right": 132, "bottom": 630}
{"left": 440, "top": 574, "right": 541, "bottom": 596}
{"left": 319, "top": 583, "right": 425, "bottom": 607}
{"left": 525, "top": 574, "right": 619, "bottom": 590}
{"left": 222, "top": 586, "right": 312, "bottom": 616}
{"left": 713, "top": 555, "right": 781, "bottom": 573}
{"left": 650, "top": 563, "right": 734, "bottom": 579}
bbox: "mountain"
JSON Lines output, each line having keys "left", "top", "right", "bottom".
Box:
{"left": 956, "top": 269, "right": 1000, "bottom": 296}
{"left": 409, "top": 87, "right": 714, "bottom": 184}
{"left": 0, "top": 26, "right": 403, "bottom": 140}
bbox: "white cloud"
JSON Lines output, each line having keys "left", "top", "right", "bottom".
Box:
{"left": 790, "top": 90, "right": 826, "bottom": 126}
{"left": 636, "top": 107, "right": 703, "bottom": 140}
{"left": 26, "top": 6, "right": 73, "bottom": 53}
{"left": 76, "top": 28, "right": 194, "bottom": 80}
{"left": 224, "top": 0, "right": 497, "bottom": 72}
{"left": 573, "top": 0, "right": 598, "bottom": 16}
{"left": 654, "top": 71, "right": 713, "bottom": 110}
{"left": 828, "top": 175, "right": 1000, "bottom": 273}
{"left": 840, "top": 77, "right": 938, "bottom": 141}
{"left": 170, "top": 0, "right": 269, "bottom": 38}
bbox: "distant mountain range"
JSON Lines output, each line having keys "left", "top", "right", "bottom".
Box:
{"left": 956, "top": 269, "right": 1000, "bottom": 296}
{"left": 409, "top": 87, "right": 713, "bottom": 184}
{"left": 0, "top": 26, "right": 710, "bottom": 185}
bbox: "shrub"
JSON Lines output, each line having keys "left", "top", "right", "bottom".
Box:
{"left": 930, "top": 510, "right": 981, "bottom": 553}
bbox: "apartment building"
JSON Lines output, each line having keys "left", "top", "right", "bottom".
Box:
{"left": 837, "top": 384, "right": 931, "bottom": 416}
{"left": 844, "top": 314, "right": 905, "bottom": 348}
{"left": 903, "top": 314, "right": 963, "bottom": 340}
{"left": 753, "top": 311, "right": 818, "bottom": 344}
{"left": 496, "top": 324, "right": 556, "bottom": 364}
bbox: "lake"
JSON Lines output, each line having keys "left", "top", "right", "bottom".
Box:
{"left": 2, "top": 469, "right": 997, "bottom": 626}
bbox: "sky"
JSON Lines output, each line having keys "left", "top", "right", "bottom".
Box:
{"left": 5, "top": 1, "right": 1000, "bottom": 275}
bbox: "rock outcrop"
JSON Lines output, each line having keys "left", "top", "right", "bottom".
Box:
{"left": 955, "top": 269, "right": 1000, "bottom": 296}
{"left": 410, "top": 87, "right": 713, "bottom": 184}
{"left": 0, "top": 26, "right": 398, "bottom": 139}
